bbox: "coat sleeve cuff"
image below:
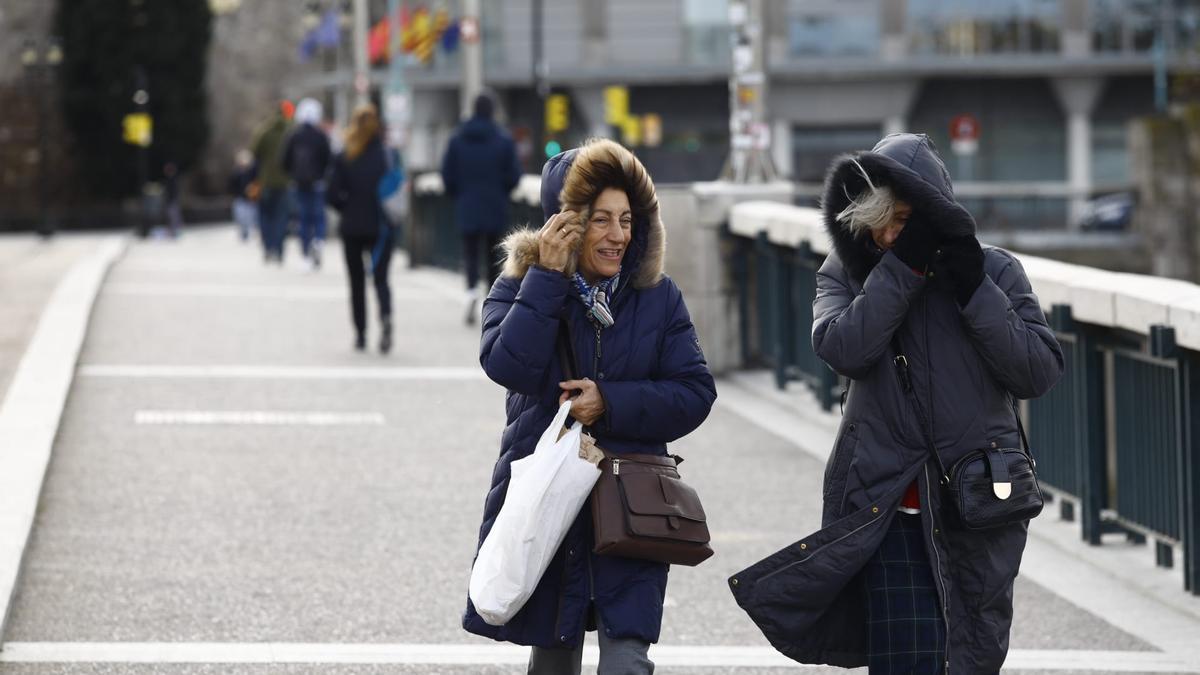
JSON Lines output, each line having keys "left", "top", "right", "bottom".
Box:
{"left": 516, "top": 266, "right": 572, "bottom": 318}
{"left": 959, "top": 276, "right": 1010, "bottom": 331}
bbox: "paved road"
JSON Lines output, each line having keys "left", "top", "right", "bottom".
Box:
{"left": 2, "top": 226, "right": 1198, "bottom": 673}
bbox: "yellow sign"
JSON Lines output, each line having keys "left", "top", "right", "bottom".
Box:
{"left": 642, "top": 113, "right": 662, "bottom": 148}
{"left": 122, "top": 112, "right": 153, "bottom": 147}
{"left": 545, "top": 94, "right": 569, "bottom": 133}
{"left": 604, "top": 86, "right": 629, "bottom": 125}
{"left": 621, "top": 116, "right": 641, "bottom": 147}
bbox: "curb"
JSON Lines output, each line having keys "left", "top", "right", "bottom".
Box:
{"left": 0, "top": 235, "right": 128, "bottom": 640}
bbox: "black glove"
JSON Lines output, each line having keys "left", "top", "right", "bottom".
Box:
{"left": 936, "top": 235, "right": 985, "bottom": 306}
{"left": 890, "top": 214, "right": 938, "bottom": 273}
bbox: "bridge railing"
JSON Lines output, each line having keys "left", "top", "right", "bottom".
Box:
{"left": 728, "top": 199, "right": 1200, "bottom": 596}
{"left": 408, "top": 172, "right": 542, "bottom": 271}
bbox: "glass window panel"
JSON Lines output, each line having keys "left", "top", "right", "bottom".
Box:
{"left": 1176, "top": 0, "right": 1200, "bottom": 55}
{"left": 1093, "top": 121, "right": 1130, "bottom": 184}
{"left": 909, "top": 0, "right": 1060, "bottom": 55}
{"left": 787, "top": 0, "right": 880, "bottom": 57}
{"left": 791, "top": 126, "right": 882, "bottom": 183}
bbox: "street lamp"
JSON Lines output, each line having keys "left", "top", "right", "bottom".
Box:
{"left": 21, "top": 36, "right": 62, "bottom": 238}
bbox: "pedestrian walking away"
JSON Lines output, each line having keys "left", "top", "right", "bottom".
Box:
{"left": 251, "top": 100, "right": 293, "bottom": 264}
{"left": 440, "top": 93, "right": 521, "bottom": 325}
{"left": 284, "top": 97, "right": 333, "bottom": 271}
{"left": 228, "top": 149, "right": 259, "bottom": 242}
{"left": 161, "top": 161, "right": 184, "bottom": 239}
{"left": 326, "top": 103, "right": 393, "bottom": 354}
{"left": 729, "top": 133, "right": 1064, "bottom": 674}
{"left": 463, "top": 139, "right": 717, "bottom": 674}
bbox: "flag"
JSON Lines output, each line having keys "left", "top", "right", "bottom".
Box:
{"left": 298, "top": 9, "right": 340, "bottom": 62}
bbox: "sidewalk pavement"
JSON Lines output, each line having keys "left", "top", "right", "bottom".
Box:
{"left": 0, "top": 225, "right": 1198, "bottom": 673}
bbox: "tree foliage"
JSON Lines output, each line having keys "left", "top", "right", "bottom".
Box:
{"left": 55, "top": 0, "right": 212, "bottom": 198}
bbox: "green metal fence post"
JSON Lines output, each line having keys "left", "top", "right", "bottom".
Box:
{"left": 731, "top": 230, "right": 752, "bottom": 367}
{"left": 1182, "top": 349, "right": 1200, "bottom": 594}
{"left": 1151, "top": 325, "right": 1180, "bottom": 570}
{"left": 1057, "top": 305, "right": 1108, "bottom": 546}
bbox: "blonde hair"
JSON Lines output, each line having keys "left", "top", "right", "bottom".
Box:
{"left": 343, "top": 103, "right": 380, "bottom": 161}
{"left": 836, "top": 158, "right": 896, "bottom": 236}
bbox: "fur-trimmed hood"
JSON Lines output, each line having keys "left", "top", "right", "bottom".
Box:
{"left": 822, "top": 133, "right": 975, "bottom": 283}
{"left": 500, "top": 138, "right": 665, "bottom": 290}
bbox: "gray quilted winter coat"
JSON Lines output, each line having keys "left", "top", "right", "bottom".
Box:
{"left": 730, "top": 134, "right": 1064, "bottom": 673}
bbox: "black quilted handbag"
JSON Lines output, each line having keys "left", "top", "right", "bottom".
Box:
{"left": 893, "top": 340, "right": 1044, "bottom": 530}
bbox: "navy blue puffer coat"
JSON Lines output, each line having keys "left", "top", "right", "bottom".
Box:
{"left": 463, "top": 141, "right": 717, "bottom": 648}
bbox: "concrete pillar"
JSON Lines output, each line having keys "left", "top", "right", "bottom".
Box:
{"left": 658, "top": 181, "right": 793, "bottom": 374}
{"left": 881, "top": 0, "right": 908, "bottom": 61}
{"left": 1052, "top": 77, "right": 1104, "bottom": 229}
{"left": 571, "top": 86, "right": 612, "bottom": 139}
{"left": 351, "top": 0, "right": 370, "bottom": 105}
{"left": 1061, "top": 0, "right": 1092, "bottom": 58}
{"left": 772, "top": 119, "right": 792, "bottom": 179}
{"left": 883, "top": 115, "right": 906, "bottom": 137}
{"left": 460, "top": 0, "right": 484, "bottom": 120}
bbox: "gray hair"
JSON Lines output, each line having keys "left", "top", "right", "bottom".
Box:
{"left": 835, "top": 158, "right": 896, "bottom": 236}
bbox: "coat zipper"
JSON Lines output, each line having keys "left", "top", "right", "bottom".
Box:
{"left": 923, "top": 463, "right": 952, "bottom": 674}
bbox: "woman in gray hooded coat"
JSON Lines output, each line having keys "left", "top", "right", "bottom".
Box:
{"left": 730, "top": 133, "right": 1064, "bottom": 674}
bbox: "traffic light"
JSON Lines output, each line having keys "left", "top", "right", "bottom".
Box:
{"left": 545, "top": 94, "right": 569, "bottom": 133}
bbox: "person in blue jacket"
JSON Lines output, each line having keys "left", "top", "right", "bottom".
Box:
{"left": 463, "top": 138, "right": 717, "bottom": 674}
{"left": 440, "top": 93, "right": 522, "bottom": 325}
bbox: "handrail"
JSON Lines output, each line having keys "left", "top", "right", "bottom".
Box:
{"left": 730, "top": 200, "right": 1200, "bottom": 351}
{"left": 413, "top": 172, "right": 542, "bottom": 207}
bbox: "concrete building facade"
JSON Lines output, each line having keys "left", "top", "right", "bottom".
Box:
{"left": 285, "top": 0, "right": 1200, "bottom": 230}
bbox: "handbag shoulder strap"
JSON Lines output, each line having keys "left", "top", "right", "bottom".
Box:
{"left": 890, "top": 334, "right": 1033, "bottom": 482}
{"left": 890, "top": 334, "right": 949, "bottom": 481}
{"left": 556, "top": 320, "right": 579, "bottom": 381}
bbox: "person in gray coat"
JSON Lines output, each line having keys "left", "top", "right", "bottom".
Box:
{"left": 729, "top": 133, "right": 1064, "bottom": 674}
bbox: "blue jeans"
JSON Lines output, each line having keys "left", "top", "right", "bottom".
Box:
{"left": 258, "top": 188, "right": 289, "bottom": 259}
{"left": 294, "top": 186, "right": 327, "bottom": 256}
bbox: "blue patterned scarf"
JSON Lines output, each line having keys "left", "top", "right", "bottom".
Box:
{"left": 572, "top": 271, "right": 620, "bottom": 328}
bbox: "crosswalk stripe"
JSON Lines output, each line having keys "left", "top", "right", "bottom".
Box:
{"left": 0, "top": 644, "right": 1195, "bottom": 671}
{"left": 79, "top": 365, "right": 491, "bottom": 381}
{"left": 133, "top": 410, "right": 386, "bottom": 426}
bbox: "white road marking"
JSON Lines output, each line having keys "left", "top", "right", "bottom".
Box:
{"left": 0, "top": 644, "right": 1194, "bottom": 671}
{"left": 79, "top": 365, "right": 490, "bottom": 381}
{"left": 104, "top": 282, "right": 444, "bottom": 302}
{"left": 133, "top": 410, "right": 385, "bottom": 426}
{"left": 106, "top": 283, "right": 346, "bottom": 300}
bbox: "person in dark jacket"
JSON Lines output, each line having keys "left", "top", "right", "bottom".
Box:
{"left": 326, "top": 103, "right": 393, "bottom": 354}
{"left": 252, "top": 101, "right": 293, "bottom": 263}
{"left": 284, "top": 97, "right": 333, "bottom": 270}
{"left": 228, "top": 149, "right": 258, "bottom": 242}
{"left": 463, "top": 139, "right": 717, "bottom": 674}
{"left": 440, "top": 93, "right": 521, "bottom": 325}
{"left": 729, "top": 133, "right": 1064, "bottom": 674}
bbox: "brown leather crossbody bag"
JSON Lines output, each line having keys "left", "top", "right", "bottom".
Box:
{"left": 557, "top": 321, "right": 714, "bottom": 566}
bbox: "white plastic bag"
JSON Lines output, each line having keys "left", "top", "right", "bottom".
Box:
{"left": 469, "top": 400, "right": 601, "bottom": 626}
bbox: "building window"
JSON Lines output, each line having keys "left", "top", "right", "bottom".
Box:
{"left": 787, "top": 0, "right": 881, "bottom": 57}
{"left": 1093, "top": 0, "right": 1200, "bottom": 54}
{"left": 908, "top": 0, "right": 1061, "bottom": 56}
{"left": 683, "top": 0, "right": 730, "bottom": 66}
{"left": 791, "top": 125, "right": 882, "bottom": 183}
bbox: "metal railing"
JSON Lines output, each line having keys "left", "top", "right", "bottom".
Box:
{"left": 728, "top": 201, "right": 1200, "bottom": 596}
{"left": 407, "top": 172, "right": 542, "bottom": 272}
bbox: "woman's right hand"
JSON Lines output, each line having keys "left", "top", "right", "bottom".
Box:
{"left": 538, "top": 210, "right": 582, "bottom": 274}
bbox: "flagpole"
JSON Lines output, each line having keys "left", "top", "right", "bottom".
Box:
{"left": 352, "top": 0, "right": 370, "bottom": 105}
{"left": 461, "top": 0, "right": 482, "bottom": 120}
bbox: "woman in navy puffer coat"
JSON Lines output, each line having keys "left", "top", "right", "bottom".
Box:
{"left": 463, "top": 139, "right": 717, "bottom": 673}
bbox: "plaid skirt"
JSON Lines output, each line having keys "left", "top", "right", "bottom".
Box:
{"left": 864, "top": 512, "right": 947, "bottom": 675}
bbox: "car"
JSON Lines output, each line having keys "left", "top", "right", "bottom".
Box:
{"left": 1078, "top": 192, "right": 1134, "bottom": 232}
